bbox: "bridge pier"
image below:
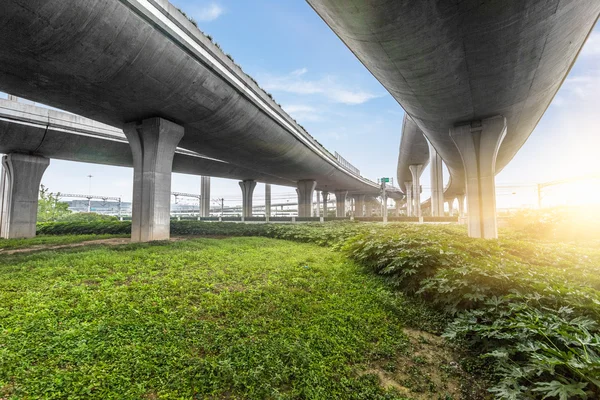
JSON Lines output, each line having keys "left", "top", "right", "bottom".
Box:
{"left": 456, "top": 194, "right": 466, "bottom": 223}
{"left": 0, "top": 154, "right": 49, "bottom": 239}
{"left": 200, "top": 176, "right": 210, "bottom": 217}
{"left": 334, "top": 190, "right": 347, "bottom": 217}
{"left": 265, "top": 184, "right": 271, "bottom": 221}
{"left": 404, "top": 182, "right": 413, "bottom": 217}
{"left": 395, "top": 199, "right": 402, "bottom": 216}
{"left": 321, "top": 191, "right": 329, "bottom": 217}
{"left": 409, "top": 164, "right": 423, "bottom": 217}
{"left": 429, "top": 143, "right": 444, "bottom": 216}
{"left": 124, "top": 117, "right": 183, "bottom": 242}
{"left": 354, "top": 194, "right": 365, "bottom": 217}
{"left": 315, "top": 190, "right": 321, "bottom": 217}
{"left": 239, "top": 180, "right": 256, "bottom": 219}
{"left": 451, "top": 116, "right": 506, "bottom": 239}
{"left": 365, "top": 198, "right": 373, "bottom": 217}
{"left": 297, "top": 180, "right": 316, "bottom": 217}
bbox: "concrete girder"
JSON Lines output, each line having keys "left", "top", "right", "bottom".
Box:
{"left": 0, "top": 153, "right": 49, "bottom": 239}
{"left": 0, "top": 3, "right": 386, "bottom": 198}
{"left": 124, "top": 117, "right": 184, "bottom": 242}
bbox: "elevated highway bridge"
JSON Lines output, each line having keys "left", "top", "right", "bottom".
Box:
{"left": 0, "top": 0, "right": 402, "bottom": 240}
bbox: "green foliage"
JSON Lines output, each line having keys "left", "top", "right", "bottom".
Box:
{"left": 505, "top": 207, "right": 600, "bottom": 242}
{"left": 0, "top": 237, "right": 428, "bottom": 399}
{"left": 37, "top": 221, "right": 131, "bottom": 235}
{"left": 29, "top": 220, "right": 600, "bottom": 398}
{"left": 37, "top": 185, "right": 72, "bottom": 222}
{"left": 57, "top": 212, "right": 118, "bottom": 223}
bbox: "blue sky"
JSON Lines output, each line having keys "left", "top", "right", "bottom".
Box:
{"left": 4, "top": 1, "right": 600, "bottom": 209}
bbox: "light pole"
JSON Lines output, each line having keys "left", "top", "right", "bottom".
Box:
{"left": 87, "top": 175, "right": 93, "bottom": 212}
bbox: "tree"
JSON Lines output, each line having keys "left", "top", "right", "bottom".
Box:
{"left": 37, "top": 185, "right": 71, "bottom": 222}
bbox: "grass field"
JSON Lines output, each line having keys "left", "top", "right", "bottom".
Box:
{"left": 0, "top": 236, "right": 471, "bottom": 399}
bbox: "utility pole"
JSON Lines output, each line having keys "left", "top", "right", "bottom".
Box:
{"left": 212, "top": 198, "right": 224, "bottom": 217}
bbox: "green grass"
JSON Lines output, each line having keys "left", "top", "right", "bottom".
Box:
{"left": 0, "top": 234, "right": 124, "bottom": 251}
{"left": 0, "top": 237, "right": 460, "bottom": 399}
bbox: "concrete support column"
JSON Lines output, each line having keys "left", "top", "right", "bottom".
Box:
{"left": 0, "top": 154, "right": 49, "bottom": 239}
{"left": 365, "top": 198, "right": 373, "bottom": 217}
{"left": 404, "top": 182, "right": 413, "bottom": 217}
{"left": 409, "top": 165, "right": 423, "bottom": 217}
{"left": 395, "top": 199, "right": 402, "bottom": 216}
{"left": 297, "top": 180, "right": 316, "bottom": 217}
{"left": 124, "top": 118, "right": 184, "bottom": 242}
{"left": 334, "top": 190, "right": 347, "bottom": 217}
{"left": 315, "top": 191, "right": 321, "bottom": 217}
{"left": 239, "top": 180, "right": 257, "bottom": 218}
{"left": 354, "top": 194, "right": 365, "bottom": 217}
{"left": 200, "top": 176, "right": 210, "bottom": 217}
{"left": 457, "top": 194, "right": 466, "bottom": 222}
{"left": 429, "top": 143, "right": 444, "bottom": 216}
{"left": 450, "top": 116, "right": 507, "bottom": 239}
{"left": 265, "top": 184, "right": 271, "bottom": 220}
{"left": 322, "top": 191, "right": 329, "bottom": 217}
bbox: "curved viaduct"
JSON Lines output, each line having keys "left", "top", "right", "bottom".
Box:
{"left": 0, "top": 0, "right": 402, "bottom": 239}
{"left": 307, "top": 0, "right": 600, "bottom": 237}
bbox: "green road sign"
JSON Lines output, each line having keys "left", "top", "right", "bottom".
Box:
{"left": 381, "top": 177, "right": 390, "bottom": 183}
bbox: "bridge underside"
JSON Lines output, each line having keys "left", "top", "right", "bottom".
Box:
{"left": 308, "top": 0, "right": 600, "bottom": 237}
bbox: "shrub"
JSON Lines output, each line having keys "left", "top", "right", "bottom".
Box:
{"left": 57, "top": 213, "right": 118, "bottom": 223}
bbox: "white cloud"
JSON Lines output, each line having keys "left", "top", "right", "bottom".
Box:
{"left": 260, "top": 69, "right": 382, "bottom": 105}
{"left": 282, "top": 104, "right": 322, "bottom": 122}
{"left": 193, "top": 3, "right": 224, "bottom": 22}
{"left": 581, "top": 31, "right": 600, "bottom": 57}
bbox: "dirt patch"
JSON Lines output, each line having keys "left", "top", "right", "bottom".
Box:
{"left": 361, "top": 328, "right": 489, "bottom": 399}
{"left": 0, "top": 238, "right": 132, "bottom": 255}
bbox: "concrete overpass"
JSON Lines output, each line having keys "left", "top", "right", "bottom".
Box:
{"left": 0, "top": 0, "right": 402, "bottom": 240}
{"left": 308, "top": 0, "right": 600, "bottom": 238}
{"left": 0, "top": 97, "right": 402, "bottom": 238}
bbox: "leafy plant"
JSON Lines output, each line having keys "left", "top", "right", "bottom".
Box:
{"left": 37, "top": 185, "right": 72, "bottom": 222}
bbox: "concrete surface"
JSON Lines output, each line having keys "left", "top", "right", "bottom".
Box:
{"left": 125, "top": 117, "right": 184, "bottom": 242}
{"left": 297, "top": 180, "right": 317, "bottom": 217}
{"left": 0, "top": 0, "right": 405, "bottom": 200}
{"left": 0, "top": 154, "right": 49, "bottom": 238}
{"left": 239, "top": 180, "right": 257, "bottom": 219}
{"left": 265, "top": 184, "right": 271, "bottom": 220}
{"left": 451, "top": 116, "right": 507, "bottom": 239}
{"left": 200, "top": 176, "right": 210, "bottom": 217}
{"left": 429, "top": 143, "right": 444, "bottom": 217}
{"left": 409, "top": 165, "right": 424, "bottom": 217}
{"left": 308, "top": 0, "right": 600, "bottom": 234}
{"left": 334, "top": 190, "right": 347, "bottom": 217}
